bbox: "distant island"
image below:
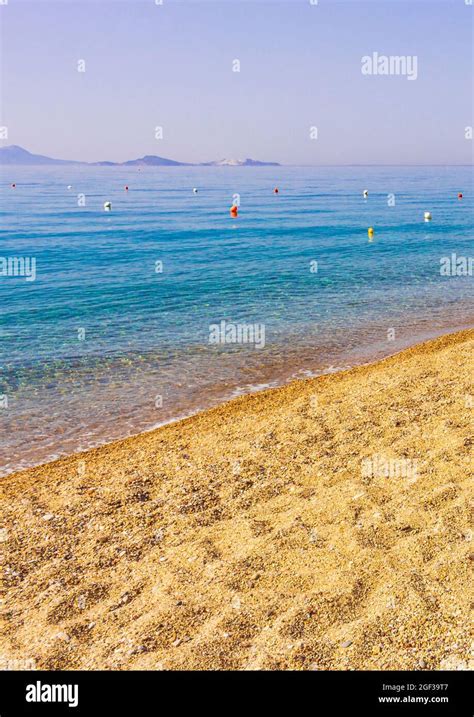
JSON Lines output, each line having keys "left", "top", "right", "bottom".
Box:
{"left": 0, "top": 145, "right": 280, "bottom": 167}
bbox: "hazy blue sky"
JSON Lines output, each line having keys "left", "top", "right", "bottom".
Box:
{"left": 1, "top": 0, "right": 472, "bottom": 164}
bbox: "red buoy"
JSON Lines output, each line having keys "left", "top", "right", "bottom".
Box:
{"left": 11, "top": 183, "right": 16, "bottom": 188}
{"left": 125, "top": 186, "right": 129, "bottom": 191}
{"left": 458, "top": 192, "right": 463, "bottom": 199}
{"left": 273, "top": 187, "right": 279, "bottom": 194}
{"left": 230, "top": 205, "right": 238, "bottom": 217}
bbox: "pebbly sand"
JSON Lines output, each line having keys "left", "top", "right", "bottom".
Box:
{"left": 1, "top": 329, "right": 473, "bottom": 671}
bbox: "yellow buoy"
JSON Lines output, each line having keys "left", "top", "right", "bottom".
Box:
{"left": 368, "top": 227, "right": 374, "bottom": 238}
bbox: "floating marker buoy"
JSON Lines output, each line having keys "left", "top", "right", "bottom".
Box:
{"left": 11, "top": 183, "right": 16, "bottom": 188}
{"left": 230, "top": 205, "right": 238, "bottom": 217}
{"left": 273, "top": 187, "right": 279, "bottom": 194}
{"left": 67, "top": 185, "right": 72, "bottom": 190}
{"left": 363, "top": 190, "right": 369, "bottom": 198}
{"left": 424, "top": 211, "right": 432, "bottom": 222}
{"left": 193, "top": 188, "right": 198, "bottom": 194}
{"left": 104, "top": 201, "right": 112, "bottom": 212}
{"left": 125, "top": 186, "right": 129, "bottom": 191}
{"left": 368, "top": 227, "right": 374, "bottom": 238}
{"left": 458, "top": 192, "right": 463, "bottom": 199}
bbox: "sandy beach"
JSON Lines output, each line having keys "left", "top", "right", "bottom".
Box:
{"left": 1, "top": 329, "right": 473, "bottom": 671}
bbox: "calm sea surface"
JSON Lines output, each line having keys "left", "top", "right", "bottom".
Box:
{"left": 1, "top": 165, "right": 472, "bottom": 475}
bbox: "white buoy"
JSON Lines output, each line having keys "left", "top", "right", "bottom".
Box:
{"left": 424, "top": 211, "right": 432, "bottom": 222}
{"left": 104, "top": 201, "right": 112, "bottom": 212}
{"left": 67, "top": 185, "right": 72, "bottom": 190}
{"left": 193, "top": 188, "right": 198, "bottom": 194}
{"left": 363, "top": 189, "right": 369, "bottom": 198}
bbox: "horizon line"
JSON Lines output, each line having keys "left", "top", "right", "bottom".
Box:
{"left": 2, "top": 163, "right": 473, "bottom": 168}
{"left": 1, "top": 146, "right": 472, "bottom": 169}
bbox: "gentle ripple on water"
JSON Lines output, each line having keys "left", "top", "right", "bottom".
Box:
{"left": 0, "top": 165, "right": 473, "bottom": 474}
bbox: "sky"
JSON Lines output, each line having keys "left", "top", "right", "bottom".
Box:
{"left": 0, "top": 0, "right": 472, "bottom": 165}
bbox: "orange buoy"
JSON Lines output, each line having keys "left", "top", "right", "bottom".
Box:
{"left": 458, "top": 192, "right": 463, "bottom": 199}
{"left": 273, "top": 187, "right": 279, "bottom": 194}
{"left": 230, "top": 205, "right": 238, "bottom": 217}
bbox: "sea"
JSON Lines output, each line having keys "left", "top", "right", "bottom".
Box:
{"left": 0, "top": 165, "right": 472, "bottom": 475}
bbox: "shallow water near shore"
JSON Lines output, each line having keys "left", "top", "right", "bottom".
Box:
{"left": 0, "top": 165, "right": 473, "bottom": 475}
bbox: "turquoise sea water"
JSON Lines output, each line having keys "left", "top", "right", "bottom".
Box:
{"left": 0, "top": 165, "right": 472, "bottom": 474}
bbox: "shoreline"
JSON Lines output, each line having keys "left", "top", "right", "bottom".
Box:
{"left": 3, "top": 322, "right": 473, "bottom": 479}
{"left": 2, "top": 328, "right": 473, "bottom": 670}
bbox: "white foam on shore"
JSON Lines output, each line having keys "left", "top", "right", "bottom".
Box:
{"left": 3, "top": 324, "right": 472, "bottom": 478}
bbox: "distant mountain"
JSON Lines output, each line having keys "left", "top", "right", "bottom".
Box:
{"left": 0, "top": 145, "right": 280, "bottom": 167}
{"left": 0, "top": 145, "right": 82, "bottom": 165}
{"left": 119, "top": 155, "right": 189, "bottom": 167}
{"left": 202, "top": 158, "right": 280, "bottom": 167}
